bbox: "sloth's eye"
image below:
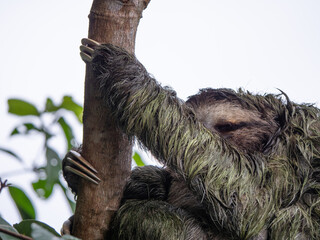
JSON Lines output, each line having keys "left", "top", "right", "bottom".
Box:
{"left": 214, "top": 122, "right": 247, "bottom": 133}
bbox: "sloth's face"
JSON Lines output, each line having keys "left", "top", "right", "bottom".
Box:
{"left": 193, "top": 100, "right": 278, "bottom": 152}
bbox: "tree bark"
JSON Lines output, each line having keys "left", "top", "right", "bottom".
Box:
{"left": 72, "top": 1, "right": 151, "bottom": 239}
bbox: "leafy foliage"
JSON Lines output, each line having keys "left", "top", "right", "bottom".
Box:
{"left": 0, "top": 96, "right": 146, "bottom": 239}
{"left": 0, "top": 216, "right": 80, "bottom": 240}
{"left": 3, "top": 96, "right": 82, "bottom": 213}
{"left": 133, "top": 152, "right": 145, "bottom": 167}
{"left": 14, "top": 219, "right": 60, "bottom": 238}
{"left": 8, "top": 99, "right": 40, "bottom": 117}
{"left": 0, "top": 217, "right": 19, "bottom": 240}
{"left": 8, "top": 186, "right": 35, "bottom": 220}
{"left": 0, "top": 148, "right": 22, "bottom": 162}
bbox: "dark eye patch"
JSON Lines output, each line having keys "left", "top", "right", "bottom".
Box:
{"left": 214, "top": 122, "right": 248, "bottom": 133}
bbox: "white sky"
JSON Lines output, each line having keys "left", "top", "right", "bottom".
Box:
{"left": 0, "top": 0, "right": 320, "bottom": 233}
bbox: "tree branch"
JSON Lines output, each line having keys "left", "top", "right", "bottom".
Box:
{"left": 0, "top": 227, "right": 33, "bottom": 240}
{"left": 72, "top": 0, "right": 151, "bottom": 239}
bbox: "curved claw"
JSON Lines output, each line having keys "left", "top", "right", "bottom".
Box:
{"left": 65, "top": 150, "right": 101, "bottom": 185}
{"left": 80, "top": 51, "right": 93, "bottom": 63}
{"left": 66, "top": 157, "right": 101, "bottom": 183}
{"left": 81, "top": 38, "right": 101, "bottom": 47}
{"left": 80, "top": 45, "right": 94, "bottom": 55}
{"left": 70, "top": 150, "right": 97, "bottom": 173}
{"left": 80, "top": 38, "right": 101, "bottom": 63}
{"left": 65, "top": 166, "right": 100, "bottom": 185}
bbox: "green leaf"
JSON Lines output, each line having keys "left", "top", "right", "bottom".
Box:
{"left": 133, "top": 152, "right": 145, "bottom": 166}
{"left": 14, "top": 220, "right": 60, "bottom": 238}
{"left": 24, "top": 123, "right": 41, "bottom": 132}
{"left": 60, "top": 96, "right": 83, "bottom": 123}
{"left": 32, "top": 147, "right": 61, "bottom": 199}
{"left": 8, "top": 99, "right": 40, "bottom": 116}
{"left": 45, "top": 98, "right": 59, "bottom": 112}
{"left": 0, "top": 216, "right": 20, "bottom": 240}
{"left": 0, "top": 217, "right": 11, "bottom": 226}
{"left": 57, "top": 117, "right": 75, "bottom": 150}
{"left": 0, "top": 147, "right": 22, "bottom": 162}
{"left": 10, "top": 123, "right": 42, "bottom": 137}
{"left": 29, "top": 224, "right": 80, "bottom": 240}
{"left": 31, "top": 224, "right": 60, "bottom": 240}
{"left": 8, "top": 186, "right": 35, "bottom": 220}
{"left": 10, "top": 128, "right": 19, "bottom": 136}
{"left": 44, "top": 147, "right": 62, "bottom": 181}
{"left": 32, "top": 179, "right": 54, "bottom": 199}
{"left": 0, "top": 224, "right": 20, "bottom": 240}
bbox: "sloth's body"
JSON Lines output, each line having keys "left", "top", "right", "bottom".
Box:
{"left": 63, "top": 41, "right": 320, "bottom": 239}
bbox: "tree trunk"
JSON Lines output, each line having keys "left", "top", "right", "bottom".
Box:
{"left": 72, "top": 1, "right": 151, "bottom": 239}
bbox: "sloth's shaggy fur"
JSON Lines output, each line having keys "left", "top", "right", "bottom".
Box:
{"left": 66, "top": 44, "right": 320, "bottom": 239}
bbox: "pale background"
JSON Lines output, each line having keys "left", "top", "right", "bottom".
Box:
{"left": 0, "top": 0, "right": 319, "bottom": 232}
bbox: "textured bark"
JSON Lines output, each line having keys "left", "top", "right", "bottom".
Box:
{"left": 72, "top": 1, "right": 151, "bottom": 239}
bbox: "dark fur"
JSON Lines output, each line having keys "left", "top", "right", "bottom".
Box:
{"left": 64, "top": 44, "right": 320, "bottom": 239}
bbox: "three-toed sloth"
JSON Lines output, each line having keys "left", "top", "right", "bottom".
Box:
{"left": 63, "top": 39, "right": 320, "bottom": 240}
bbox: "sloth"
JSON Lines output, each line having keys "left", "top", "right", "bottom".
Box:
{"left": 62, "top": 38, "right": 320, "bottom": 239}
